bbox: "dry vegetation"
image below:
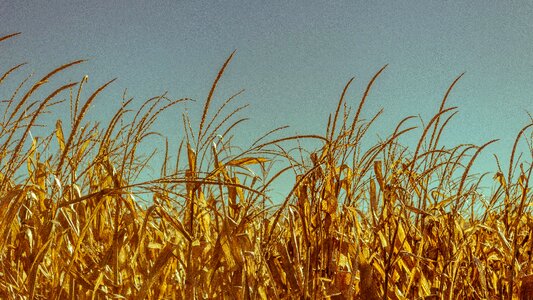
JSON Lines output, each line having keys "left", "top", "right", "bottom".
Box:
{"left": 1, "top": 32, "right": 532, "bottom": 299}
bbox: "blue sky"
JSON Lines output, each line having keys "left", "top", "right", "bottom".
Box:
{"left": 2, "top": 1, "right": 532, "bottom": 197}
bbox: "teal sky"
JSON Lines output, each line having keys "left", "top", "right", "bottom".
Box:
{"left": 2, "top": 1, "right": 533, "bottom": 197}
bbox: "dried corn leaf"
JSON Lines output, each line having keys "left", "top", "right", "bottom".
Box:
{"left": 226, "top": 157, "right": 269, "bottom": 166}
{"left": 374, "top": 160, "right": 384, "bottom": 189}
{"left": 55, "top": 119, "right": 66, "bottom": 152}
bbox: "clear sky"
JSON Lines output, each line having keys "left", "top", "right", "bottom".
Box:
{"left": 2, "top": 1, "right": 532, "bottom": 197}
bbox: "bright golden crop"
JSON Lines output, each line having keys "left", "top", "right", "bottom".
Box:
{"left": 0, "top": 32, "right": 532, "bottom": 299}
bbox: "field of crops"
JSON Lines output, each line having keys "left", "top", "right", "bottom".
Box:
{"left": 1, "top": 32, "right": 532, "bottom": 299}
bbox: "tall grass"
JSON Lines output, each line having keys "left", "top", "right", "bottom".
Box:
{"left": 1, "top": 32, "right": 532, "bottom": 299}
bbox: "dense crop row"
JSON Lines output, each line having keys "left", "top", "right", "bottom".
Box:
{"left": 0, "top": 32, "right": 532, "bottom": 299}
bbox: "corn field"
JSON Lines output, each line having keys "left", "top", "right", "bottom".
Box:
{"left": 1, "top": 32, "right": 532, "bottom": 299}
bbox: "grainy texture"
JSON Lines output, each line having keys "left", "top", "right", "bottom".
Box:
{"left": 1, "top": 32, "right": 532, "bottom": 299}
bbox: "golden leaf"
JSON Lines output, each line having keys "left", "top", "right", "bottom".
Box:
{"left": 226, "top": 157, "right": 269, "bottom": 166}
{"left": 55, "top": 120, "right": 65, "bottom": 152}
